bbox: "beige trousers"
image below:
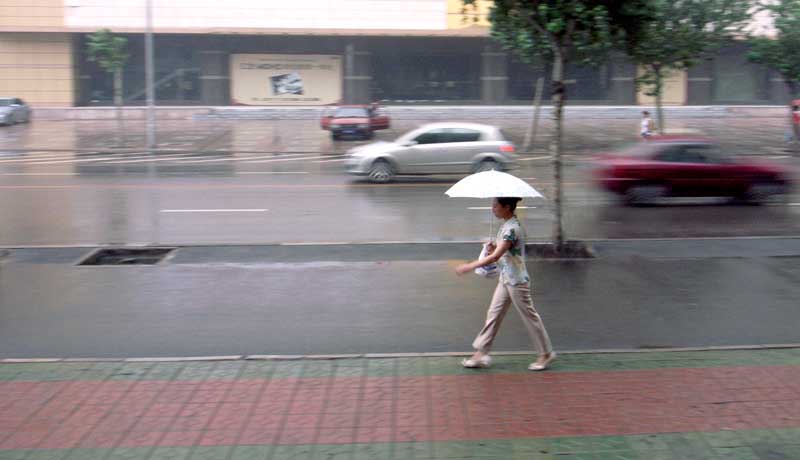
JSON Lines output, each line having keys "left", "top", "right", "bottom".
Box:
{"left": 472, "top": 281, "right": 553, "bottom": 355}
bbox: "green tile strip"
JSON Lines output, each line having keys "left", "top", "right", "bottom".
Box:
{"left": 1, "top": 348, "right": 800, "bottom": 382}
{"left": 3, "top": 428, "right": 800, "bottom": 460}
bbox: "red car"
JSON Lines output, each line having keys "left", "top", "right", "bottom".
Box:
{"left": 592, "top": 136, "right": 794, "bottom": 205}
{"left": 320, "top": 104, "right": 390, "bottom": 140}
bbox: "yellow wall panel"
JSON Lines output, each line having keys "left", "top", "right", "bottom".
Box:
{"left": 0, "top": 33, "right": 74, "bottom": 106}
{"left": 0, "top": 0, "right": 63, "bottom": 28}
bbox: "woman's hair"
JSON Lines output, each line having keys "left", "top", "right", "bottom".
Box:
{"left": 496, "top": 197, "right": 521, "bottom": 212}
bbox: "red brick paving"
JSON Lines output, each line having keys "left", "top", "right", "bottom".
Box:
{"left": 1, "top": 366, "right": 799, "bottom": 449}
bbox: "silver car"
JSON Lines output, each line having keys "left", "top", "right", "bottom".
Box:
{"left": 0, "top": 97, "right": 31, "bottom": 126}
{"left": 345, "top": 122, "right": 517, "bottom": 183}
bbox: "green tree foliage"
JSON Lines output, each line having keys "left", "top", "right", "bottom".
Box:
{"left": 627, "top": 0, "right": 750, "bottom": 133}
{"left": 462, "top": 0, "right": 651, "bottom": 248}
{"left": 86, "top": 29, "right": 129, "bottom": 107}
{"left": 748, "top": 0, "right": 800, "bottom": 146}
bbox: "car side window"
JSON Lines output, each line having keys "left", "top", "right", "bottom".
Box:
{"left": 684, "top": 144, "right": 729, "bottom": 164}
{"left": 681, "top": 146, "right": 709, "bottom": 164}
{"left": 414, "top": 129, "right": 447, "bottom": 145}
{"left": 445, "top": 128, "right": 482, "bottom": 143}
{"left": 654, "top": 146, "right": 685, "bottom": 163}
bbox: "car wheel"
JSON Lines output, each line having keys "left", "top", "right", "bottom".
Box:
{"left": 742, "top": 182, "right": 787, "bottom": 205}
{"left": 368, "top": 159, "right": 394, "bottom": 183}
{"left": 625, "top": 184, "right": 667, "bottom": 206}
{"left": 365, "top": 131, "right": 374, "bottom": 140}
{"left": 474, "top": 159, "right": 500, "bottom": 173}
{"left": 331, "top": 132, "right": 340, "bottom": 140}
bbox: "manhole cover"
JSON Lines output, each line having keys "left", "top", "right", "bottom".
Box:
{"left": 78, "top": 248, "right": 176, "bottom": 266}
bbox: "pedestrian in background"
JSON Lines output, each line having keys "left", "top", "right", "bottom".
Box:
{"left": 640, "top": 111, "right": 655, "bottom": 139}
{"left": 785, "top": 104, "right": 800, "bottom": 143}
{"left": 455, "top": 197, "right": 555, "bottom": 371}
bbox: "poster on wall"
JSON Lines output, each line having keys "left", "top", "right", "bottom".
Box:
{"left": 230, "top": 54, "right": 342, "bottom": 105}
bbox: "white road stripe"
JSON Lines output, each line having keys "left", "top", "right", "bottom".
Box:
{"left": 244, "top": 154, "right": 344, "bottom": 164}
{"left": 518, "top": 155, "right": 552, "bottom": 161}
{"left": 25, "top": 157, "right": 127, "bottom": 165}
{"left": 160, "top": 209, "right": 269, "bottom": 213}
{"left": 172, "top": 153, "right": 313, "bottom": 164}
{"left": 101, "top": 154, "right": 198, "bottom": 164}
{"left": 0, "top": 172, "right": 77, "bottom": 176}
{"left": 467, "top": 206, "right": 537, "bottom": 210}
{"left": 0, "top": 154, "right": 85, "bottom": 164}
{"left": 238, "top": 171, "right": 309, "bottom": 175}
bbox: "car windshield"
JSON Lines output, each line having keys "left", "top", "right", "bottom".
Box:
{"left": 617, "top": 142, "right": 658, "bottom": 157}
{"left": 334, "top": 108, "right": 368, "bottom": 118}
{"left": 0, "top": 99, "right": 12, "bottom": 106}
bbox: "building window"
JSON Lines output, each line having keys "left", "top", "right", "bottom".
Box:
{"left": 372, "top": 54, "right": 480, "bottom": 102}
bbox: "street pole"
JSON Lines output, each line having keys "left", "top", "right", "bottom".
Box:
{"left": 145, "top": 0, "right": 156, "bottom": 152}
{"left": 145, "top": 0, "right": 159, "bottom": 245}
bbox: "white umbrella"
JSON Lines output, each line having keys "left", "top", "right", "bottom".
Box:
{"left": 445, "top": 170, "right": 543, "bottom": 199}
{"left": 445, "top": 170, "right": 544, "bottom": 238}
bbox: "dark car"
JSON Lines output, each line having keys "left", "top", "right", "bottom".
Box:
{"left": 592, "top": 137, "right": 794, "bottom": 205}
{"left": 320, "top": 105, "right": 390, "bottom": 140}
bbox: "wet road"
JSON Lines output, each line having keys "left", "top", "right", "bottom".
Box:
{"left": 2, "top": 118, "right": 800, "bottom": 357}
{"left": 1, "top": 127, "right": 799, "bottom": 246}
{"left": 1, "top": 242, "right": 799, "bottom": 358}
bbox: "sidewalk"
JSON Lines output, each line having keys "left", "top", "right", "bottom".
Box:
{"left": 2, "top": 348, "right": 799, "bottom": 459}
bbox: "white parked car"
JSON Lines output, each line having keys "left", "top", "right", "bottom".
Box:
{"left": 0, "top": 97, "right": 31, "bottom": 125}
{"left": 345, "top": 122, "right": 517, "bottom": 183}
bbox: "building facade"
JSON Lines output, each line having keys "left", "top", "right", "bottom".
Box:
{"left": 0, "top": 0, "right": 792, "bottom": 107}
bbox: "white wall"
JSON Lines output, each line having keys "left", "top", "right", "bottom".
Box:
{"left": 64, "top": 0, "right": 448, "bottom": 30}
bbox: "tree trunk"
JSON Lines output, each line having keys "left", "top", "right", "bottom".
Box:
{"left": 787, "top": 79, "right": 799, "bottom": 155}
{"left": 653, "top": 65, "right": 665, "bottom": 134}
{"left": 550, "top": 52, "right": 565, "bottom": 249}
{"left": 113, "top": 69, "right": 124, "bottom": 147}
{"left": 523, "top": 76, "right": 545, "bottom": 152}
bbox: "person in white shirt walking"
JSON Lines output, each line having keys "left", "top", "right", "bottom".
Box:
{"left": 455, "top": 197, "right": 555, "bottom": 371}
{"left": 640, "top": 111, "right": 656, "bottom": 138}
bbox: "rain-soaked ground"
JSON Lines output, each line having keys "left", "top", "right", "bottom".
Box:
{"left": 1, "top": 114, "right": 799, "bottom": 357}
{"left": 0, "top": 114, "right": 795, "bottom": 157}
{"left": 1, "top": 115, "right": 798, "bottom": 246}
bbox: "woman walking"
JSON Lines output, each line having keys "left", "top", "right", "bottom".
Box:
{"left": 455, "top": 197, "right": 555, "bottom": 371}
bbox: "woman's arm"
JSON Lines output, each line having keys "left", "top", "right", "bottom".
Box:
{"left": 455, "top": 240, "right": 511, "bottom": 275}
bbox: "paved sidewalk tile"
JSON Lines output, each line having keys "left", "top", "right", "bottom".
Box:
{"left": 1, "top": 349, "right": 799, "bottom": 459}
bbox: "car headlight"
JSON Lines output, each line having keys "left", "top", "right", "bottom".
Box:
{"left": 330, "top": 124, "right": 341, "bottom": 129}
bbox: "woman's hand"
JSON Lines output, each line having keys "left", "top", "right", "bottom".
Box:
{"left": 455, "top": 263, "right": 472, "bottom": 275}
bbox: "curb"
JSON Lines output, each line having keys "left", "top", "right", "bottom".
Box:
{"left": 3, "top": 343, "right": 799, "bottom": 364}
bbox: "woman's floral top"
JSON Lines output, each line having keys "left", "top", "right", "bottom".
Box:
{"left": 496, "top": 216, "right": 530, "bottom": 286}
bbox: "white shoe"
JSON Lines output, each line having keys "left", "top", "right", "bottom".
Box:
{"left": 528, "top": 352, "right": 557, "bottom": 371}
{"left": 461, "top": 355, "right": 492, "bottom": 369}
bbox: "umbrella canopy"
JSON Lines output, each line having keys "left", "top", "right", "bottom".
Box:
{"left": 445, "top": 170, "right": 544, "bottom": 199}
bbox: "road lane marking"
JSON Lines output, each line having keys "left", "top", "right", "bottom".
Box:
{"left": 165, "top": 153, "right": 312, "bottom": 164}
{"left": 314, "top": 158, "right": 347, "bottom": 163}
{"left": 100, "top": 154, "right": 198, "bottom": 164}
{"left": 518, "top": 155, "right": 552, "bottom": 161}
{"left": 160, "top": 209, "right": 269, "bottom": 213}
{"left": 238, "top": 171, "right": 309, "bottom": 174}
{"left": 0, "top": 172, "right": 77, "bottom": 176}
{"left": 0, "top": 181, "right": 585, "bottom": 190}
{"left": 467, "top": 206, "right": 538, "bottom": 209}
{"left": 244, "top": 154, "right": 345, "bottom": 163}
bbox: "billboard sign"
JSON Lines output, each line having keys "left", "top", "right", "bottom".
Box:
{"left": 230, "top": 54, "right": 342, "bottom": 105}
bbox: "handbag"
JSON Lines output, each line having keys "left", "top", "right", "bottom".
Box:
{"left": 474, "top": 242, "right": 498, "bottom": 278}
